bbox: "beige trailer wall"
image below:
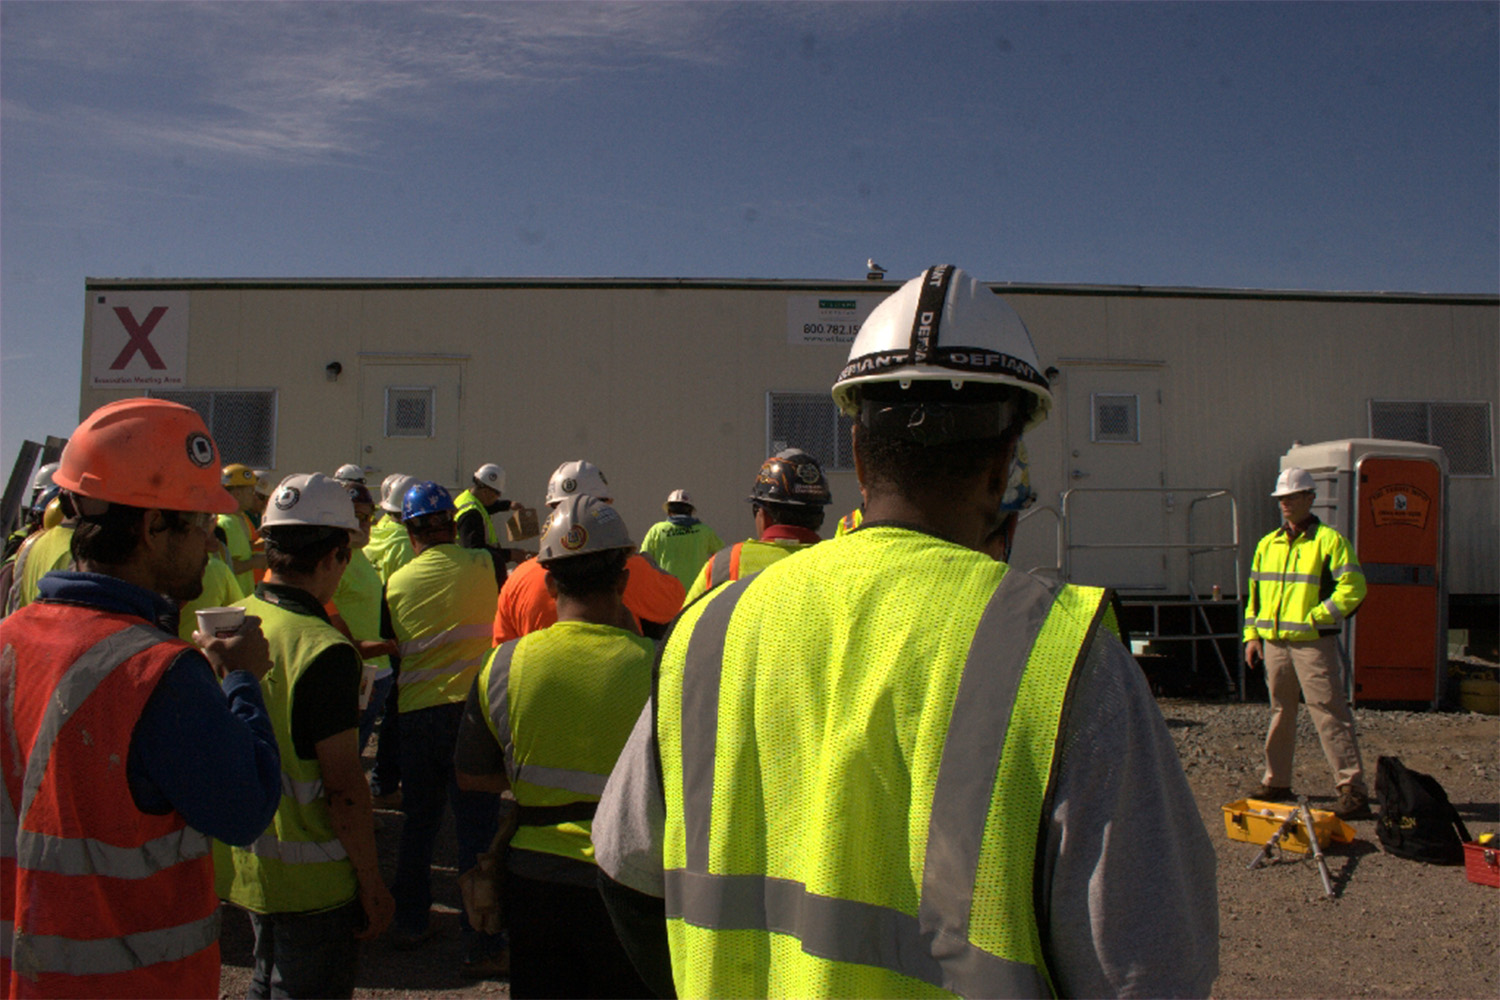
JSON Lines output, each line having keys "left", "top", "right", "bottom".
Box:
{"left": 80, "top": 280, "right": 1498, "bottom": 598}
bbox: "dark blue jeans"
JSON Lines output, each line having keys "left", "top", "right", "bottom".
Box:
{"left": 247, "top": 898, "right": 363, "bottom": 999}
{"left": 357, "top": 671, "right": 395, "bottom": 754}
{"left": 390, "top": 701, "right": 502, "bottom": 956}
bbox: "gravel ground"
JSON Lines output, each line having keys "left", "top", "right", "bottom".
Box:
{"left": 218, "top": 679, "right": 1500, "bottom": 999}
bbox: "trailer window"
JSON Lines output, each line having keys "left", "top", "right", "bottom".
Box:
{"left": 149, "top": 389, "right": 276, "bottom": 468}
{"left": 1370, "top": 400, "right": 1493, "bottom": 477}
{"left": 1092, "top": 393, "right": 1139, "bottom": 444}
{"left": 386, "top": 387, "right": 435, "bottom": 438}
{"left": 767, "top": 393, "right": 855, "bottom": 471}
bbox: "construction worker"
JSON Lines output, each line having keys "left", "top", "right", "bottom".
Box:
{"left": 3, "top": 463, "right": 58, "bottom": 560}
{"left": 220, "top": 463, "right": 266, "bottom": 595}
{"left": 384, "top": 482, "right": 506, "bottom": 975}
{"left": 640, "top": 489, "right": 723, "bottom": 591}
{"left": 454, "top": 463, "right": 531, "bottom": 589}
{"left": 593, "top": 265, "right": 1219, "bottom": 998}
{"left": 334, "top": 463, "right": 367, "bottom": 486}
{"left": 327, "top": 481, "right": 399, "bottom": 752}
{"left": 5, "top": 471, "right": 79, "bottom": 616}
{"left": 364, "top": 474, "right": 419, "bottom": 585}
{"left": 216, "top": 473, "right": 394, "bottom": 997}
{"left": 680, "top": 448, "right": 831, "bottom": 605}
{"left": 493, "top": 461, "right": 684, "bottom": 643}
{"left": 1, "top": 397, "right": 281, "bottom": 998}
{"left": 1244, "top": 466, "right": 1371, "bottom": 819}
{"left": 455, "top": 495, "right": 654, "bottom": 998}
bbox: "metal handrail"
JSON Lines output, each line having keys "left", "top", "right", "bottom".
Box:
{"left": 1059, "top": 486, "right": 1244, "bottom": 697}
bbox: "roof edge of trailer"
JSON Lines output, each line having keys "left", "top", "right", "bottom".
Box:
{"left": 83, "top": 276, "right": 1500, "bottom": 306}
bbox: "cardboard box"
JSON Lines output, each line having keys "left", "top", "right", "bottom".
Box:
{"left": 1223, "top": 798, "right": 1356, "bottom": 854}
{"left": 1463, "top": 841, "right": 1500, "bottom": 887}
{"left": 506, "top": 506, "right": 540, "bottom": 542}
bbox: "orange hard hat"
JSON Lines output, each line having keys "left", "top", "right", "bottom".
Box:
{"left": 53, "top": 398, "right": 238, "bottom": 514}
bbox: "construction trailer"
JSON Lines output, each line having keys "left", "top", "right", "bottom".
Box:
{"left": 75, "top": 276, "right": 1498, "bottom": 689}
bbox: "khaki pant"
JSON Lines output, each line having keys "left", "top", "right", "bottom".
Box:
{"left": 1262, "top": 636, "right": 1366, "bottom": 794}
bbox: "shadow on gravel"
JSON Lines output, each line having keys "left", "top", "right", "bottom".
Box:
{"left": 1456, "top": 800, "right": 1500, "bottom": 824}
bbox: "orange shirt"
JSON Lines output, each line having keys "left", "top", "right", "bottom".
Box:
{"left": 492, "top": 553, "right": 686, "bottom": 644}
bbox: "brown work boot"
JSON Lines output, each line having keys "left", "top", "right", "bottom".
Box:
{"left": 1334, "top": 788, "right": 1372, "bottom": 820}
{"left": 1248, "top": 783, "right": 1294, "bottom": 802}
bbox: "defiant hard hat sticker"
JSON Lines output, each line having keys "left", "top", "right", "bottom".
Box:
{"left": 274, "top": 486, "right": 301, "bottom": 511}
{"left": 186, "top": 432, "right": 215, "bottom": 468}
{"left": 562, "top": 524, "right": 588, "bottom": 550}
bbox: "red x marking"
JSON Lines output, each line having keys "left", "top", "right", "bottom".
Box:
{"left": 109, "top": 306, "right": 169, "bottom": 370}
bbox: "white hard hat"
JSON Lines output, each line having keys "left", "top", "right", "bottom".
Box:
{"left": 545, "top": 460, "right": 610, "bottom": 506}
{"left": 663, "top": 488, "right": 693, "bottom": 512}
{"left": 831, "top": 265, "right": 1052, "bottom": 436}
{"left": 262, "top": 473, "right": 359, "bottom": 532}
{"left": 334, "top": 463, "right": 366, "bottom": 484}
{"left": 1271, "top": 467, "right": 1316, "bottom": 497}
{"left": 474, "top": 463, "right": 506, "bottom": 494}
{"left": 381, "top": 474, "right": 420, "bottom": 514}
{"left": 538, "top": 494, "right": 633, "bottom": 562}
{"left": 30, "top": 462, "right": 59, "bottom": 495}
{"left": 253, "top": 470, "right": 275, "bottom": 497}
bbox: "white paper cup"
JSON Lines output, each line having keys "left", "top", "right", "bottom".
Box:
{"left": 358, "top": 663, "right": 379, "bottom": 710}
{"left": 195, "top": 606, "right": 246, "bottom": 639}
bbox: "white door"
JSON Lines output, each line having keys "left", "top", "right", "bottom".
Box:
{"left": 358, "top": 361, "right": 464, "bottom": 488}
{"left": 1060, "top": 364, "right": 1168, "bottom": 590}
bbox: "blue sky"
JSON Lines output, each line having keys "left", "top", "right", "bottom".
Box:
{"left": 3, "top": 1, "right": 1497, "bottom": 466}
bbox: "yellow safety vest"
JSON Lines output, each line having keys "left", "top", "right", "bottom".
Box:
{"left": 478, "top": 621, "right": 653, "bottom": 863}
{"left": 331, "top": 548, "right": 390, "bottom": 676}
{"left": 386, "top": 544, "right": 498, "bottom": 713}
{"left": 455, "top": 489, "right": 500, "bottom": 548}
{"left": 1244, "top": 519, "right": 1366, "bottom": 643}
{"left": 657, "top": 526, "right": 1110, "bottom": 998}
{"left": 363, "top": 516, "right": 416, "bottom": 585}
{"left": 214, "top": 595, "right": 358, "bottom": 914}
{"left": 217, "top": 511, "right": 256, "bottom": 596}
{"left": 8, "top": 524, "right": 75, "bottom": 613}
{"left": 835, "top": 507, "right": 864, "bottom": 536}
{"left": 682, "top": 537, "right": 815, "bottom": 606}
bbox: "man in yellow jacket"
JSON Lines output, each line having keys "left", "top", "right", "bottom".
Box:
{"left": 1244, "top": 466, "right": 1370, "bottom": 819}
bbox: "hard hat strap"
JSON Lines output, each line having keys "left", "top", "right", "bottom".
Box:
{"left": 860, "top": 399, "right": 1019, "bottom": 446}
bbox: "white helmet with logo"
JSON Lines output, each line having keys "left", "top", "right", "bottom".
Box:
{"left": 261, "top": 473, "right": 360, "bottom": 532}
{"left": 545, "top": 460, "right": 610, "bottom": 506}
{"left": 380, "top": 474, "right": 420, "bottom": 515}
{"left": 537, "top": 494, "right": 633, "bottom": 562}
{"left": 474, "top": 463, "right": 506, "bottom": 494}
{"left": 832, "top": 265, "right": 1052, "bottom": 441}
{"left": 1271, "top": 467, "right": 1316, "bottom": 497}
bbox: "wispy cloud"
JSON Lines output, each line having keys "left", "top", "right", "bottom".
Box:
{"left": 2, "top": 1, "right": 755, "bottom": 164}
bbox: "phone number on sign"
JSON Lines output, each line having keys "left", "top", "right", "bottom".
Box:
{"left": 803, "top": 323, "right": 861, "bottom": 337}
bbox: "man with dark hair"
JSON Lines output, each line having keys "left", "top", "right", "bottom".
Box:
{"left": 679, "top": 448, "right": 831, "bottom": 604}
{"left": 217, "top": 473, "right": 395, "bottom": 998}
{"left": 384, "top": 482, "right": 505, "bottom": 975}
{"left": 456, "top": 495, "right": 653, "bottom": 998}
{"left": 594, "top": 266, "right": 1218, "bottom": 998}
{"left": 1, "top": 398, "right": 280, "bottom": 998}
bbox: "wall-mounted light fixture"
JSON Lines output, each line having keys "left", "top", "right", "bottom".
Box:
{"left": 325, "top": 361, "right": 343, "bottom": 383}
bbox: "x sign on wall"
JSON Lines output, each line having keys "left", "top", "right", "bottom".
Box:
{"left": 90, "top": 292, "right": 189, "bottom": 388}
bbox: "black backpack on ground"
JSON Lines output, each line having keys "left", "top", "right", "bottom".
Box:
{"left": 1374, "top": 755, "right": 1471, "bottom": 865}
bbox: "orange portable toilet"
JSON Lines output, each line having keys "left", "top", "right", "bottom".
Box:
{"left": 1281, "top": 439, "right": 1448, "bottom": 707}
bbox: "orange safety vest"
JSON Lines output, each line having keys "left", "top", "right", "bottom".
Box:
{"left": 1, "top": 605, "right": 220, "bottom": 999}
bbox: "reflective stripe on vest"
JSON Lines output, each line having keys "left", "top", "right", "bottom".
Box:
{"left": 666, "top": 569, "right": 1108, "bottom": 999}
{"left": 11, "top": 912, "right": 220, "bottom": 980}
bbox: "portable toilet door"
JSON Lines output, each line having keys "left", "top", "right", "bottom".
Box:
{"left": 1282, "top": 439, "right": 1448, "bottom": 707}
{"left": 1351, "top": 448, "right": 1447, "bottom": 705}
